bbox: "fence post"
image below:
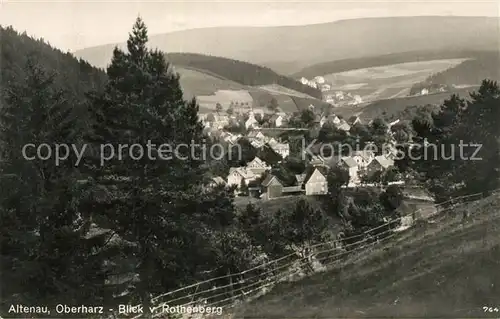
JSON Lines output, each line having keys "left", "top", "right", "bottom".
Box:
{"left": 228, "top": 270, "right": 234, "bottom": 300}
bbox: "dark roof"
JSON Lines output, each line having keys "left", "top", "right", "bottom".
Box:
{"left": 341, "top": 157, "right": 358, "bottom": 168}
{"left": 347, "top": 115, "right": 360, "bottom": 124}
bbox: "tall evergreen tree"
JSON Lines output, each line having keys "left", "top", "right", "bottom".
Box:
{"left": 0, "top": 55, "right": 104, "bottom": 310}
{"left": 458, "top": 80, "right": 500, "bottom": 194}
{"left": 84, "top": 17, "right": 236, "bottom": 309}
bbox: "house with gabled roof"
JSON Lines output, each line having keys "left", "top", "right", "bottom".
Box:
{"left": 347, "top": 115, "right": 362, "bottom": 126}
{"left": 295, "top": 174, "right": 307, "bottom": 187}
{"left": 309, "top": 154, "right": 328, "bottom": 167}
{"left": 247, "top": 130, "right": 265, "bottom": 141}
{"left": 335, "top": 119, "right": 351, "bottom": 131}
{"left": 250, "top": 139, "right": 265, "bottom": 150}
{"left": 207, "top": 176, "right": 226, "bottom": 189}
{"left": 269, "top": 113, "right": 286, "bottom": 127}
{"left": 206, "top": 113, "right": 230, "bottom": 129}
{"left": 246, "top": 156, "right": 271, "bottom": 175}
{"left": 227, "top": 167, "right": 257, "bottom": 188}
{"left": 303, "top": 166, "right": 329, "bottom": 195}
{"left": 365, "top": 155, "right": 395, "bottom": 178}
{"left": 313, "top": 114, "right": 327, "bottom": 127}
{"left": 351, "top": 150, "right": 375, "bottom": 168}
{"left": 261, "top": 174, "right": 284, "bottom": 199}
{"left": 339, "top": 156, "right": 360, "bottom": 185}
{"left": 267, "top": 141, "right": 290, "bottom": 159}
{"left": 323, "top": 113, "right": 340, "bottom": 126}
{"left": 245, "top": 113, "right": 259, "bottom": 129}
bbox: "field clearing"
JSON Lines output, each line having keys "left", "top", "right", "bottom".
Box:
{"left": 176, "top": 67, "right": 247, "bottom": 100}
{"left": 323, "top": 59, "right": 468, "bottom": 103}
{"left": 257, "top": 84, "right": 315, "bottom": 99}
{"left": 176, "top": 67, "right": 325, "bottom": 115}
{"left": 357, "top": 86, "right": 479, "bottom": 121}
{"left": 327, "top": 86, "right": 478, "bottom": 121}
{"left": 233, "top": 194, "right": 500, "bottom": 318}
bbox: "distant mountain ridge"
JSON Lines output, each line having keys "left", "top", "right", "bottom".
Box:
{"left": 75, "top": 16, "right": 500, "bottom": 74}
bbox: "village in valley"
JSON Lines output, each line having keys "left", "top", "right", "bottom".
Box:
{"left": 199, "top": 95, "right": 435, "bottom": 228}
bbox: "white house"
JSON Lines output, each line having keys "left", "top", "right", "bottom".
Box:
{"left": 328, "top": 114, "right": 341, "bottom": 125}
{"left": 267, "top": 137, "right": 278, "bottom": 145}
{"left": 347, "top": 116, "right": 362, "bottom": 126}
{"left": 421, "top": 88, "right": 429, "bottom": 95}
{"left": 335, "top": 91, "right": 345, "bottom": 100}
{"left": 335, "top": 119, "right": 351, "bottom": 132}
{"left": 245, "top": 157, "right": 271, "bottom": 175}
{"left": 268, "top": 142, "right": 290, "bottom": 159}
{"left": 227, "top": 167, "right": 257, "bottom": 188}
{"left": 269, "top": 114, "right": 285, "bottom": 127}
{"left": 351, "top": 95, "right": 363, "bottom": 105}
{"left": 340, "top": 156, "right": 360, "bottom": 185}
{"left": 245, "top": 113, "right": 259, "bottom": 129}
{"left": 313, "top": 76, "right": 325, "bottom": 84}
{"left": 366, "top": 155, "right": 395, "bottom": 176}
{"left": 250, "top": 139, "right": 265, "bottom": 150}
{"left": 351, "top": 150, "right": 375, "bottom": 169}
{"left": 248, "top": 130, "right": 265, "bottom": 141}
{"left": 206, "top": 113, "right": 229, "bottom": 129}
{"left": 321, "top": 83, "right": 331, "bottom": 91}
{"left": 325, "top": 95, "right": 335, "bottom": 104}
{"left": 304, "top": 167, "right": 328, "bottom": 195}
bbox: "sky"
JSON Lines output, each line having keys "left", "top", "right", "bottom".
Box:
{"left": 1, "top": 0, "right": 499, "bottom": 52}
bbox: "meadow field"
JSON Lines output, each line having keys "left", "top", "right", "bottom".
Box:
{"left": 323, "top": 59, "right": 468, "bottom": 102}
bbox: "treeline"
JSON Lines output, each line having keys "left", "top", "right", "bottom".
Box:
{"left": 1, "top": 26, "right": 108, "bottom": 100}
{"left": 165, "top": 52, "right": 322, "bottom": 99}
{"left": 392, "top": 80, "right": 500, "bottom": 201}
{"left": 0, "top": 18, "right": 244, "bottom": 314}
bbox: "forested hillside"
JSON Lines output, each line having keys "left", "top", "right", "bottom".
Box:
{"left": 1, "top": 26, "right": 107, "bottom": 100}
{"left": 165, "top": 52, "right": 322, "bottom": 99}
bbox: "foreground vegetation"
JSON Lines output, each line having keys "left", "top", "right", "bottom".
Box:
{"left": 234, "top": 194, "right": 500, "bottom": 318}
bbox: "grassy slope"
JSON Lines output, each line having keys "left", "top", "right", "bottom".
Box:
{"left": 175, "top": 66, "right": 247, "bottom": 100}
{"left": 292, "top": 50, "right": 495, "bottom": 78}
{"left": 332, "top": 86, "right": 478, "bottom": 122}
{"left": 164, "top": 53, "right": 322, "bottom": 99}
{"left": 412, "top": 52, "right": 500, "bottom": 89}
{"left": 233, "top": 194, "right": 500, "bottom": 318}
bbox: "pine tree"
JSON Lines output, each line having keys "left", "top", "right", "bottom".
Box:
{"left": 459, "top": 80, "right": 500, "bottom": 194}
{"left": 84, "top": 17, "right": 236, "bottom": 308}
{"left": 0, "top": 55, "right": 104, "bottom": 310}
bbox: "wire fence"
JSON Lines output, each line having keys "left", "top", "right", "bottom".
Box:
{"left": 130, "top": 188, "right": 500, "bottom": 318}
